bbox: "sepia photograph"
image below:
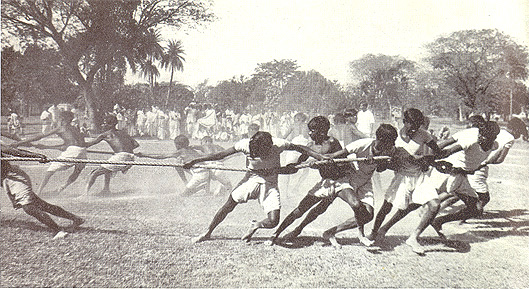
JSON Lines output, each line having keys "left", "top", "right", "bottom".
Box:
{"left": 1, "top": 0, "right": 528, "bottom": 287}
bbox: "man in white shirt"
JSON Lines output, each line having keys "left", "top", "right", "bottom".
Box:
{"left": 466, "top": 117, "right": 528, "bottom": 211}
{"left": 184, "top": 131, "right": 327, "bottom": 243}
{"left": 356, "top": 102, "right": 375, "bottom": 137}
{"left": 417, "top": 121, "right": 500, "bottom": 237}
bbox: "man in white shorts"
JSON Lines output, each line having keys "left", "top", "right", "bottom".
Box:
{"left": 368, "top": 108, "right": 443, "bottom": 254}
{"left": 278, "top": 124, "right": 401, "bottom": 248}
{"left": 466, "top": 117, "right": 528, "bottom": 210}
{"left": 1, "top": 145, "right": 84, "bottom": 239}
{"left": 417, "top": 121, "right": 501, "bottom": 237}
{"left": 13, "top": 111, "right": 88, "bottom": 194}
{"left": 184, "top": 131, "right": 327, "bottom": 243}
{"left": 85, "top": 115, "right": 139, "bottom": 195}
{"left": 267, "top": 116, "right": 355, "bottom": 245}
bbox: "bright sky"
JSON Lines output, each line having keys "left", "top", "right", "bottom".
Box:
{"left": 127, "top": 0, "right": 529, "bottom": 87}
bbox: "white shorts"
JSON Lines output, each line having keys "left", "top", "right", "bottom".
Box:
{"left": 3, "top": 169, "right": 38, "bottom": 208}
{"left": 101, "top": 152, "right": 135, "bottom": 173}
{"left": 349, "top": 179, "right": 375, "bottom": 208}
{"left": 231, "top": 176, "right": 280, "bottom": 213}
{"left": 467, "top": 166, "right": 489, "bottom": 193}
{"left": 186, "top": 167, "right": 210, "bottom": 189}
{"left": 385, "top": 171, "right": 438, "bottom": 210}
{"left": 418, "top": 169, "right": 478, "bottom": 199}
{"left": 308, "top": 177, "right": 353, "bottom": 198}
{"left": 47, "top": 146, "right": 87, "bottom": 172}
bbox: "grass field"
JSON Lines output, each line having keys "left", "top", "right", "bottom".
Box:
{"left": 1, "top": 123, "right": 529, "bottom": 287}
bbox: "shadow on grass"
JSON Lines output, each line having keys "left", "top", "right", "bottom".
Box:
{"left": 1, "top": 218, "right": 128, "bottom": 235}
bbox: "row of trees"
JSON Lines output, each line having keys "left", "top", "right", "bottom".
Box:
{"left": 2, "top": 0, "right": 528, "bottom": 126}
{"left": 2, "top": 0, "right": 213, "bottom": 129}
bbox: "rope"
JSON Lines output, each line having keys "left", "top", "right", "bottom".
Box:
{"left": 1, "top": 156, "right": 391, "bottom": 173}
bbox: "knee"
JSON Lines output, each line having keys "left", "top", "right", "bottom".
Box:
{"left": 22, "top": 204, "right": 40, "bottom": 216}
{"left": 427, "top": 199, "right": 441, "bottom": 213}
{"left": 291, "top": 208, "right": 304, "bottom": 219}
{"left": 268, "top": 211, "right": 280, "bottom": 227}
{"left": 380, "top": 201, "right": 393, "bottom": 215}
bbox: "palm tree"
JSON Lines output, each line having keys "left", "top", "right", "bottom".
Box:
{"left": 137, "top": 28, "right": 164, "bottom": 90}
{"left": 141, "top": 58, "right": 160, "bottom": 88}
{"left": 161, "top": 40, "right": 185, "bottom": 105}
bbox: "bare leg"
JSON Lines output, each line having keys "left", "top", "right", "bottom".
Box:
{"left": 86, "top": 168, "right": 107, "bottom": 195}
{"left": 101, "top": 171, "right": 112, "bottom": 193}
{"left": 23, "top": 204, "right": 61, "bottom": 233}
{"left": 369, "top": 200, "right": 393, "bottom": 240}
{"left": 193, "top": 195, "right": 238, "bottom": 243}
{"left": 406, "top": 199, "right": 440, "bottom": 254}
{"left": 58, "top": 164, "right": 85, "bottom": 192}
{"left": 37, "top": 198, "right": 84, "bottom": 227}
{"left": 37, "top": 171, "right": 56, "bottom": 195}
{"left": 241, "top": 209, "right": 280, "bottom": 242}
{"left": 323, "top": 189, "right": 374, "bottom": 248}
{"left": 283, "top": 197, "right": 334, "bottom": 240}
{"left": 432, "top": 194, "right": 481, "bottom": 236}
{"left": 377, "top": 204, "right": 420, "bottom": 241}
{"left": 267, "top": 195, "right": 321, "bottom": 245}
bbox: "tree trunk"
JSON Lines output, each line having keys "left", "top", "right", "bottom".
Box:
{"left": 80, "top": 84, "right": 97, "bottom": 133}
{"left": 166, "top": 68, "right": 174, "bottom": 107}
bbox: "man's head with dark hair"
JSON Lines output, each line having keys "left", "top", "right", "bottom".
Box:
{"left": 308, "top": 116, "right": 331, "bottom": 144}
{"left": 374, "top": 124, "right": 398, "bottom": 155}
{"left": 102, "top": 114, "right": 118, "bottom": 130}
{"left": 59, "top": 110, "right": 74, "bottom": 124}
{"left": 507, "top": 117, "right": 528, "bottom": 139}
{"left": 468, "top": 115, "right": 486, "bottom": 129}
{"left": 360, "top": 102, "right": 368, "bottom": 111}
{"left": 333, "top": 113, "right": 346, "bottom": 125}
{"left": 478, "top": 121, "right": 500, "bottom": 151}
{"left": 248, "top": 123, "right": 260, "bottom": 138}
{"left": 403, "top": 108, "right": 425, "bottom": 132}
{"left": 174, "top": 134, "right": 190, "bottom": 150}
{"left": 249, "top": 131, "right": 274, "bottom": 158}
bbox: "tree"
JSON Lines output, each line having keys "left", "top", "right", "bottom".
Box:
{"left": 425, "top": 29, "right": 528, "bottom": 117}
{"left": 2, "top": 0, "right": 214, "bottom": 129}
{"left": 1, "top": 45, "right": 78, "bottom": 115}
{"left": 280, "top": 70, "right": 349, "bottom": 115}
{"left": 349, "top": 54, "right": 416, "bottom": 117}
{"left": 161, "top": 39, "right": 185, "bottom": 105}
{"left": 251, "top": 59, "right": 299, "bottom": 108}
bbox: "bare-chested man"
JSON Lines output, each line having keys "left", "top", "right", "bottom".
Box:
{"left": 85, "top": 115, "right": 139, "bottom": 195}
{"left": 13, "top": 110, "right": 88, "bottom": 194}
{"left": 137, "top": 134, "right": 210, "bottom": 196}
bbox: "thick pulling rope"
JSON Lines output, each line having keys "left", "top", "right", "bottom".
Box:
{"left": 1, "top": 156, "right": 391, "bottom": 173}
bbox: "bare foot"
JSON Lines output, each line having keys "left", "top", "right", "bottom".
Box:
{"left": 264, "top": 235, "right": 278, "bottom": 246}
{"left": 282, "top": 229, "right": 301, "bottom": 241}
{"left": 192, "top": 233, "right": 210, "bottom": 243}
{"left": 359, "top": 235, "right": 375, "bottom": 247}
{"left": 323, "top": 230, "right": 341, "bottom": 249}
{"left": 97, "top": 189, "right": 111, "bottom": 196}
{"left": 69, "top": 217, "right": 85, "bottom": 229}
{"left": 431, "top": 219, "right": 446, "bottom": 239}
{"left": 52, "top": 231, "right": 69, "bottom": 240}
{"left": 241, "top": 220, "right": 259, "bottom": 242}
{"left": 405, "top": 237, "right": 425, "bottom": 255}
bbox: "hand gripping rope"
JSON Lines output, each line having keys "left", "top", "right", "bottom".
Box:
{"left": 0, "top": 156, "right": 392, "bottom": 173}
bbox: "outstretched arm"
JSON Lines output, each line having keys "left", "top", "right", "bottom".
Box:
{"left": 84, "top": 133, "right": 106, "bottom": 148}
{"left": 12, "top": 128, "right": 58, "bottom": 146}
{"left": 183, "top": 147, "right": 238, "bottom": 169}
{"left": 2, "top": 146, "right": 47, "bottom": 160}
{"left": 290, "top": 144, "right": 327, "bottom": 161}
{"left": 437, "top": 137, "right": 456, "bottom": 150}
